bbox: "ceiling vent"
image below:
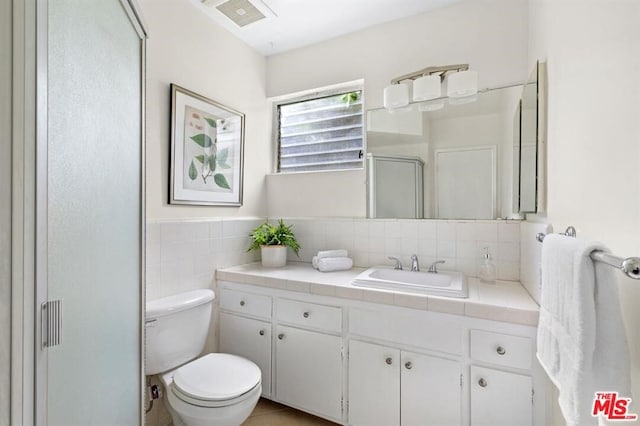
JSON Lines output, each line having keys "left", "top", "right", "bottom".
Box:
{"left": 215, "top": 0, "right": 266, "bottom": 27}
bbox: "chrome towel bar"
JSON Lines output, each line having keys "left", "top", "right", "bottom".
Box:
{"left": 536, "top": 226, "right": 640, "bottom": 280}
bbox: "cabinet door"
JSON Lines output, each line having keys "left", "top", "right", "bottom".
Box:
{"left": 470, "top": 366, "right": 532, "bottom": 426}
{"left": 219, "top": 313, "right": 272, "bottom": 397}
{"left": 401, "top": 351, "right": 461, "bottom": 426}
{"left": 348, "top": 340, "right": 400, "bottom": 426}
{"left": 275, "top": 325, "right": 343, "bottom": 421}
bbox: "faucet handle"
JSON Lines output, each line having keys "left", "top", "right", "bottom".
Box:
{"left": 427, "top": 260, "right": 446, "bottom": 273}
{"left": 388, "top": 256, "right": 403, "bottom": 270}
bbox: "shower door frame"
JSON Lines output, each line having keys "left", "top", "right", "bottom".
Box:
{"left": 31, "top": 0, "right": 148, "bottom": 424}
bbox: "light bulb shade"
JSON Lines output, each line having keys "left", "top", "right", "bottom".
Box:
{"left": 412, "top": 74, "right": 441, "bottom": 102}
{"left": 384, "top": 83, "right": 409, "bottom": 109}
{"left": 447, "top": 70, "right": 478, "bottom": 98}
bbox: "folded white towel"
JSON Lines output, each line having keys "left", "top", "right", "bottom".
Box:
{"left": 312, "top": 256, "right": 319, "bottom": 269}
{"left": 316, "top": 257, "right": 353, "bottom": 272}
{"left": 537, "top": 234, "right": 631, "bottom": 425}
{"left": 316, "top": 249, "right": 348, "bottom": 259}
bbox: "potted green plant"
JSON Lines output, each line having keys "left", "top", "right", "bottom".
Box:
{"left": 248, "top": 219, "right": 300, "bottom": 267}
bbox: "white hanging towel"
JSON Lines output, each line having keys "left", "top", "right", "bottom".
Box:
{"left": 537, "top": 234, "right": 631, "bottom": 425}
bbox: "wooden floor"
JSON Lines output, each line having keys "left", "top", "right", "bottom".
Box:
{"left": 242, "top": 398, "right": 338, "bottom": 426}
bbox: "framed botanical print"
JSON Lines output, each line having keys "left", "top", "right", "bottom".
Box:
{"left": 169, "top": 84, "right": 245, "bottom": 206}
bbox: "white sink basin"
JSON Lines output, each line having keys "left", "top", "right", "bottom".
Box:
{"left": 351, "top": 267, "right": 468, "bottom": 298}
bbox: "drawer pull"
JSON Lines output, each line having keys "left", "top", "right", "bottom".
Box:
{"left": 303, "top": 311, "right": 310, "bottom": 318}
{"left": 385, "top": 357, "right": 393, "bottom": 365}
{"left": 259, "top": 329, "right": 265, "bottom": 336}
{"left": 278, "top": 333, "right": 285, "bottom": 340}
{"left": 404, "top": 361, "right": 413, "bottom": 370}
{"left": 478, "top": 378, "right": 487, "bottom": 388}
{"left": 496, "top": 346, "right": 506, "bottom": 355}
{"left": 239, "top": 300, "right": 246, "bottom": 307}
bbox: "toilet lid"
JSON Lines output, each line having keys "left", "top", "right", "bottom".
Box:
{"left": 173, "top": 353, "right": 261, "bottom": 402}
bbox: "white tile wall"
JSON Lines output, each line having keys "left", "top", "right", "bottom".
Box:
{"left": 520, "top": 221, "right": 552, "bottom": 303}
{"left": 146, "top": 218, "right": 523, "bottom": 301}
{"left": 146, "top": 217, "right": 263, "bottom": 300}
{"left": 283, "top": 218, "right": 522, "bottom": 281}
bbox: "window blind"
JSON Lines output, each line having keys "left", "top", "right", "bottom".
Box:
{"left": 278, "top": 90, "right": 364, "bottom": 173}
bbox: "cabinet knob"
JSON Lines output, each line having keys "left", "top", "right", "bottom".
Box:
{"left": 278, "top": 333, "right": 285, "bottom": 340}
{"left": 404, "top": 361, "right": 413, "bottom": 370}
{"left": 496, "top": 346, "right": 506, "bottom": 355}
{"left": 478, "top": 378, "right": 487, "bottom": 388}
{"left": 385, "top": 357, "right": 393, "bottom": 365}
{"left": 303, "top": 311, "right": 310, "bottom": 318}
{"left": 259, "top": 329, "right": 265, "bottom": 336}
{"left": 239, "top": 300, "right": 246, "bottom": 306}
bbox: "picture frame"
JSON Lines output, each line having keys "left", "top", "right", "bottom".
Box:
{"left": 169, "top": 84, "right": 245, "bottom": 206}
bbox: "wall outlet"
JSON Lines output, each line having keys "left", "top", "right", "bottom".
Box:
{"left": 149, "top": 384, "right": 162, "bottom": 400}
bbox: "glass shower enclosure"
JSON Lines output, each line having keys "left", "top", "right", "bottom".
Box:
{"left": 37, "top": 0, "right": 146, "bottom": 424}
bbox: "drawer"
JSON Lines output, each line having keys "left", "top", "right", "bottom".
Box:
{"left": 219, "top": 289, "right": 272, "bottom": 319}
{"left": 276, "top": 298, "right": 342, "bottom": 333}
{"left": 349, "top": 307, "right": 463, "bottom": 355}
{"left": 470, "top": 330, "right": 532, "bottom": 370}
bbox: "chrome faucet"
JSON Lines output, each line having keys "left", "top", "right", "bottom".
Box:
{"left": 411, "top": 254, "right": 420, "bottom": 272}
{"left": 427, "top": 260, "right": 446, "bottom": 273}
{"left": 388, "top": 256, "right": 403, "bottom": 270}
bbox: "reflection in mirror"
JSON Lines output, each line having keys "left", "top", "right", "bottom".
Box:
{"left": 367, "top": 154, "right": 424, "bottom": 218}
{"left": 367, "top": 83, "right": 538, "bottom": 220}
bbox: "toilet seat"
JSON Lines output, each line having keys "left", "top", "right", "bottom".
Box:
{"left": 171, "top": 353, "right": 261, "bottom": 408}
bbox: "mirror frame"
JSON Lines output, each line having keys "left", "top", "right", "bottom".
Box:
{"left": 534, "top": 61, "right": 547, "bottom": 214}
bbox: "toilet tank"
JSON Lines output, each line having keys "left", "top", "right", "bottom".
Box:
{"left": 145, "top": 289, "right": 215, "bottom": 375}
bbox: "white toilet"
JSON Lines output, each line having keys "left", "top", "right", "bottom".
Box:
{"left": 145, "top": 289, "right": 261, "bottom": 426}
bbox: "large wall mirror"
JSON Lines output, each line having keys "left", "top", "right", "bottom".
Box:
{"left": 367, "top": 62, "right": 546, "bottom": 220}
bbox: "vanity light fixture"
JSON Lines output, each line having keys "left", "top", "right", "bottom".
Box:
{"left": 447, "top": 69, "right": 478, "bottom": 98}
{"left": 413, "top": 74, "right": 441, "bottom": 101}
{"left": 383, "top": 64, "right": 477, "bottom": 111}
{"left": 383, "top": 83, "right": 410, "bottom": 109}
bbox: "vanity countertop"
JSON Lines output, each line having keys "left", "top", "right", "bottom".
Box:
{"left": 216, "top": 262, "right": 539, "bottom": 326}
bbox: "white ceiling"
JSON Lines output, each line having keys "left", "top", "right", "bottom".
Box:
{"left": 191, "top": 0, "right": 462, "bottom": 56}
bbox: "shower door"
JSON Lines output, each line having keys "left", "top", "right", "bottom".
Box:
{"left": 37, "top": 0, "right": 146, "bottom": 424}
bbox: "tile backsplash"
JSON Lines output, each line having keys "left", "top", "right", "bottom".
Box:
{"left": 146, "top": 217, "right": 263, "bottom": 300}
{"left": 282, "top": 218, "right": 521, "bottom": 281}
{"left": 146, "top": 217, "right": 522, "bottom": 301}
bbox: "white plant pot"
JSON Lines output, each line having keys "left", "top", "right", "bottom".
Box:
{"left": 260, "top": 245, "right": 287, "bottom": 267}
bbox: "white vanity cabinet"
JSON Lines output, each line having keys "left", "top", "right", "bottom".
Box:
{"left": 275, "top": 325, "right": 343, "bottom": 421}
{"left": 348, "top": 340, "right": 399, "bottom": 425}
{"left": 219, "top": 313, "right": 272, "bottom": 396}
{"left": 217, "top": 278, "right": 547, "bottom": 426}
{"left": 469, "top": 330, "right": 535, "bottom": 426}
{"left": 470, "top": 365, "right": 532, "bottom": 426}
{"left": 348, "top": 306, "right": 464, "bottom": 426}
{"left": 401, "top": 350, "right": 462, "bottom": 425}
{"left": 218, "top": 289, "right": 273, "bottom": 397}
{"left": 274, "top": 298, "right": 344, "bottom": 421}
{"left": 348, "top": 340, "right": 462, "bottom": 426}
{"left": 218, "top": 287, "right": 344, "bottom": 422}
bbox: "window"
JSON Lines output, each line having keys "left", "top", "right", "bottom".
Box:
{"left": 276, "top": 88, "right": 364, "bottom": 173}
